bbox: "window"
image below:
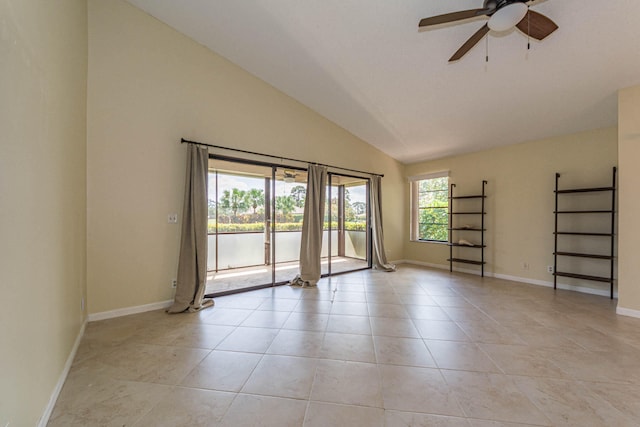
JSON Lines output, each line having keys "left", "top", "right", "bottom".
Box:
{"left": 410, "top": 172, "right": 449, "bottom": 242}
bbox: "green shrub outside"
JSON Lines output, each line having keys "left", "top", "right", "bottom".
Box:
{"left": 208, "top": 220, "right": 367, "bottom": 233}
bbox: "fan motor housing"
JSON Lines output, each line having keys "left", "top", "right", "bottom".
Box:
{"left": 485, "top": 0, "right": 527, "bottom": 11}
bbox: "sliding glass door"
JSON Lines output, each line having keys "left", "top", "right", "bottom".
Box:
{"left": 207, "top": 160, "right": 273, "bottom": 293}
{"left": 273, "top": 168, "right": 307, "bottom": 284}
{"left": 206, "top": 158, "right": 371, "bottom": 296}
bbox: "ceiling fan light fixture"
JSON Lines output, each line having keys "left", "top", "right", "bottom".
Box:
{"left": 488, "top": 3, "right": 528, "bottom": 32}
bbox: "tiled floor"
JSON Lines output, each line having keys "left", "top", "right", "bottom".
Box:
{"left": 49, "top": 265, "right": 640, "bottom": 426}
{"left": 205, "top": 257, "right": 369, "bottom": 294}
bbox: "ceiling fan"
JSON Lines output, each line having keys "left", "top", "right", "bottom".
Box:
{"left": 419, "top": 0, "right": 558, "bottom": 61}
{"left": 283, "top": 170, "right": 297, "bottom": 183}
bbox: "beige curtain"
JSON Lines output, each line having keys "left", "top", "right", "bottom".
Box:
{"left": 371, "top": 175, "right": 396, "bottom": 272}
{"left": 291, "top": 164, "right": 327, "bottom": 287}
{"left": 167, "top": 144, "right": 214, "bottom": 313}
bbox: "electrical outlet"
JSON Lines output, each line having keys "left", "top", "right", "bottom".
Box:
{"left": 521, "top": 262, "right": 529, "bottom": 270}
{"left": 547, "top": 265, "right": 554, "bottom": 273}
{"left": 168, "top": 213, "right": 178, "bottom": 224}
{"left": 81, "top": 297, "right": 85, "bottom": 312}
{"left": 171, "top": 279, "right": 177, "bottom": 288}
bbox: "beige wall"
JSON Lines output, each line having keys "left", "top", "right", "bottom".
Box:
{"left": 0, "top": 0, "right": 87, "bottom": 425}
{"left": 87, "top": 0, "right": 404, "bottom": 315}
{"left": 404, "top": 128, "right": 618, "bottom": 294}
{"left": 617, "top": 84, "right": 640, "bottom": 313}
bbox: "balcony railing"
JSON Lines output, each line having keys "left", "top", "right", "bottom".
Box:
{"left": 207, "top": 229, "right": 366, "bottom": 272}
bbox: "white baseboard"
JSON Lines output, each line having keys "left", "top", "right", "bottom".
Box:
{"left": 493, "top": 272, "right": 617, "bottom": 298}
{"left": 400, "top": 259, "right": 487, "bottom": 276}
{"left": 616, "top": 306, "right": 640, "bottom": 319}
{"left": 38, "top": 320, "right": 86, "bottom": 427}
{"left": 88, "top": 299, "right": 173, "bottom": 322}
{"left": 400, "top": 260, "right": 617, "bottom": 298}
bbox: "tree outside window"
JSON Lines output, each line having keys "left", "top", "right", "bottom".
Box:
{"left": 412, "top": 176, "right": 448, "bottom": 242}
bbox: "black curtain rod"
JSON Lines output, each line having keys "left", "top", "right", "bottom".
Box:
{"left": 181, "top": 138, "right": 384, "bottom": 178}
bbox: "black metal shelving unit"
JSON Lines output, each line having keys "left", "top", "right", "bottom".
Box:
{"left": 553, "top": 167, "right": 617, "bottom": 298}
{"left": 448, "top": 180, "right": 487, "bottom": 277}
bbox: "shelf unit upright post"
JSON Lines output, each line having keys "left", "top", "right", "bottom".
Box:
{"left": 553, "top": 167, "right": 617, "bottom": 299}
{"left": 448, "top": 180, "right": 487, "bottom": 277}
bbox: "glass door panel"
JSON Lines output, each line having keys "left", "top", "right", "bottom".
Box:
{"left": 206, "top": 159, "right": 272, "bottom": 294}
{"left": 328, "top": 174, "right": 370, "bottom": 275}
{"left": 273, "top": 168, "right": 307, "bottom": 284}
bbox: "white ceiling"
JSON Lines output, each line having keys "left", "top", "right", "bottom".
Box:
{"left": 126, "top": 0, "right": 640, "bottom": 164}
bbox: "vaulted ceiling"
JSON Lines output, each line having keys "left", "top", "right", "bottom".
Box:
{"left": 126, "top": 0, "right": 640, "bottom": 163}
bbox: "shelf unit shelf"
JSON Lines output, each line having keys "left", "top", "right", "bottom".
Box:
{"left": 449, "top": 180, "right": 487, "bottom": 277}
{"left": 553, "top": 167, "right": 616, "bottom": 298}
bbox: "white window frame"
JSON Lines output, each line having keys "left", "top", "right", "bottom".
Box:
{"left": 409, "top": 171, "right": 449, "bottom": 242}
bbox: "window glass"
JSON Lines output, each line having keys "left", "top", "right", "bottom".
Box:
{"left": 414, "top": 176, "right": 448, "bottom": 242}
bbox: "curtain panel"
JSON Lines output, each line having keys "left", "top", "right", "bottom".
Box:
{"left": 167, "top": 144, "right": 214, "bottom": 313}
{"left": 371, "top": 175, "right": 396, "bottom": 272}
{"left": 291, "top": 164, "right": 327, "bottom": 286}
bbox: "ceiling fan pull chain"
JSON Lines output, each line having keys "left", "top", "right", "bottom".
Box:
{"left": 486, "top": 35, "right": 489, "bottom": 62}
{"left": 527, "top": 7, "right": 531, "bottom": 50}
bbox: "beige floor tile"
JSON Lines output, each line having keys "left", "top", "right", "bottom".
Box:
{"left": 240, "top": 310, "right": 292, "bottom": 328}
{"left": 373, "top": 336, "right": 436, "bottom": 368}
{"left": 467, "top": 420, "right": 537, "bottom": 426}
{"left": 384, "top": 410, "right": 470, "bottom": 427}
{"left": 333, "top": 291, "right": 367, "bottom": 302}
{"left": 380, "top": 364, "right": 464, "bottom": 416}
{"left": 398, "top": 294, "right": 438, "bottom": 306}
{"left": 326, "top": 314, "right": 372, "bottom": 335}
{"left": 413, "top": 320, "right": 470, "bottom": 341}
{"left": 514, "top": 376, "right": 638, "bottom": 426}
{"left": 299, "top": 289, "right": 335, "bottom": 301}
{"left": 199, "top": 307, "right": 253, "bottom": 326}
{"left": 48, "top": 378, "right": 171, "bottom": 427}
{"left": 367, "top": 302, "right": 410, "bottom": 318}
{"left": 50, "top": 265, "right": 640, "bottom": 426}
{"left": 216, "top": 326, "right": 280, "bottom": 353}
{"left": 405, "top": 305, "right": 452, "bottom": 320}
{"left": 168, "top": 324, "right": 235, "bottom": 349}
{"left": 257, "top": 298, "right": 301, "bottom": 312}
{"left": 479, "top": 343, "right": 569, "bottom": 378}
{"left": 370, "top": 316, "right": 420, "bottom": 338}
{"left": 281, "top": 312, "right": 329, "bottom": 332}
{"left": 441, "top": 371, "right": 550, "bottom": 425}
{"left": 214, "top": 296, "right": 266, "bottom": 309}
{"left": 330, "top": 301, "right": 369, "bottom": 316}
{"left": 294, "top": 298, "right": 334, "bottom": 313}
{"left": 270, "top": 286, "right": 305, "bottom": 300}
{"left": 180, "top": 350, "right": 262, "bottom": 392}
{"left": 319, "top": 332, "right": 376, "bottom": 362}
{"left": 442, "top": 306, "right": 493, "bottom": 322}
{"left": 365, "top": 291, "right": 402, "bottom": 304}
{"left": 134, "top": 387, "right": 235, "bottom": 426}
{"left": 456, "top": 320, "right": 525, "bottom": 345}
{"left": 426, "top": 340, "right": 500, "bottom": 373}
{"left": 266, "top": 329, "right": 325, "bottom": 357}
{"left": 219, "top": 394, "right": 307, "bottom": 427}
{"left": 303, "top": 402, "right": 384, "bottom": 427}
{"left": 91, "top": 342, "right": 209, "bottom": 385}
{"left": 242, "top": 354, "right": 318, "bottom": 399}
{"left": 582, "top": 381, "right": 640, "bottom": 421}
{"left": 310, "top": 359, "right": 383, "bottom": 407}
{"left": 393, "top": 284, "right": 428, "bottom": 295}
{"left": 431, "top": 296, "right": 473, "bottom": 307}
{"left": 541, "top": 345, "right": 640, "bottom": 384}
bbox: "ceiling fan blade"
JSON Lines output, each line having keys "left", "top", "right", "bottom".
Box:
{"left": 419, "top": 8, "right": 492, "bottom": 28}
{"left": 449, "top": 24, "right": 490, "bottom": 62}
{"left": 516, "top": 10, "right": 558, "bottom": 40}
